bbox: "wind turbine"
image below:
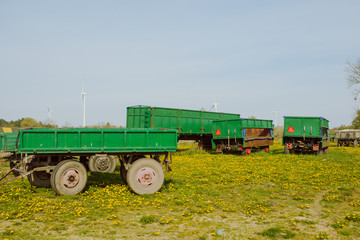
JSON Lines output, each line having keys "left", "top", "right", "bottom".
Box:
{"left": 210, "top": 101, "right": 219, "bottom": 112}
{"left": 81, "top": 81, "right": 88, "bottom": 127}
{"left": 273, "top": 111, "right": 279, "bottom": 127}
{"left": 48, "top": 106, "right": 53, "bottom": 123}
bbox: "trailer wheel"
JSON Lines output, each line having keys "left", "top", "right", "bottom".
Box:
{"left": 88, "top": 155, "right": 117, "bottom": 173}
{"left": 264, "top": 146, "right": 270, "bottom": 153}
{"left": 354, "top": 140, "right": 358, "bottom": 148}
{"left": 10, "top": 161, "right": 20, "bottom": 177}
{"left": 120, "top": 164, "right": 127, "bottom": 184}
{"left": 325, "top": 147, "right": 329, "bottom": 154}
{"left": 317, "top": 148, "right": 324, "bottom": 156}
{"left": 28, "top": 170, "right": 51, "bottom": 188}
{"left": 50, "top": 160, "right": 88, "bottom": 195}
{"left": 284, "top": 146, "right": 290, "bottom": 154}
{"left": 126, "top": 158, "right": 164, "bottom": 195}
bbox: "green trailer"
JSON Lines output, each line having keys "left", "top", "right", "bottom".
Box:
{"left": 0, "top": 132, "right": 17, "bottom": 154}
{"left": 282, "top": 116, "right": 330, "bottom": 155}
{"left": 212, "top": 118, "right": 274, "bottom": 155}
{"left": 0, "top": 132, "right": 20, "bottom": 175}
{"left": 335, "top": 129, "right": 360, "bottom": 147}
{"left": 2, "top": 128, "right": 177, "bottom": 195}
{"left": 126, "top": 105, "right": 240, "bottom": 150}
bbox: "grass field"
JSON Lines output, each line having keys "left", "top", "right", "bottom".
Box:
{"left": 1, "top": 141, "right": 360, "bottom": 239}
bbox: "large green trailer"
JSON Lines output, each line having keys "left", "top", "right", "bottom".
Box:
{"left": 282, "top": 116, "right": 330, "bottom": 155}
{"left": 2, "top": 128, "right": 177, "bottom": 195}
{"left": 126, "top": 105, "right": 240, "bottom": 149}
{"left": 212, "top": 118, "right": 274, "bottom": 155}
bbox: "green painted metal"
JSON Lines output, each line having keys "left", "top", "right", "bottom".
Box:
{"left": 335, "top": 129, "right": 360, "bottom": 139}
{"left": 126, "top": 105, "right": 240, "bottom": 136}
{"left": 17, "top": 128, "right": 178, "bottom": 154}
{"left": 0, "top": 132, "right": 18, "bottom": 152}
{"left": 212, "top": 119, "right": 273, "bottom": 140}
{"left": 212, "top": 118, "right": 274, "bottom": 150}
{"left": 283, "top": 116, "right": 329, "bottom": 139}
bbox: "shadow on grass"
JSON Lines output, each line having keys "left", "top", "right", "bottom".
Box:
{"left": 86, "top": 170, "right": 124, "bottom": 188}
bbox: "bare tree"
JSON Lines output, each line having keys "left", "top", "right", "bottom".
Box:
{"left": 347, "top": 58, "right": 360, "bottom": 99}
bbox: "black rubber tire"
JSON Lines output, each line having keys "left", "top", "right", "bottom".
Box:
{"left": 126, "top": 158, "right": 164, "bottom": 195}
{"left": 10, "top": 161, "right": 20, "bottom": 177}
{"left": 28, "top": 170, "right": 51, "bottom": 188}
{"left": 120, "top": 164, "right": 127, "bottom": 184}
{"left": 50, "top": 160, "right": 88, "bottom": 195}
{"left": 88, "top": 155, "right": 117, "bottom": 173}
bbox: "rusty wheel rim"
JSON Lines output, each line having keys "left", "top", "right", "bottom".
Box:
{"left": 136, "top": 167, "right": 157, "bottom": 188}
{"left": 61, "top": 168, "right": 80, "bottom": 188}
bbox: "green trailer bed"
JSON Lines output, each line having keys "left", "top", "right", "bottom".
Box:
{"left": 335, "top": 129, "right": 360, "bottom": 147}
{"left": 18, "top": 128, "right": 177, "bottom": 154}
{"left": 0, "top": 132, "right": 17, "bottom": 153}
{"left": 212, "top": 118, "right": 274, "bottom": 155}
{"left": 0, "top": 133, "right": 19, "bottom": 172}
{"left": 2, "top": 128, "right": 178, "bottom": 196}
{"left": 282, "top": 116, "right": 330, "bottom": 155}
{"left": 126, "top": 105, "right": 240, "bottom": 150}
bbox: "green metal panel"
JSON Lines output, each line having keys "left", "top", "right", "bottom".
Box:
{"left": 17, "top": 128, "right": 178, "bottom": 154}
{"left": 0, "top": 132, "right": 18, "bottom": 152}
{"left": 335, "top": 129, "right": 360, "bottom": 139}
{"left": 283, "top": 116, "right": 329, "bottom": 138}
{"left": 212, "top": 119, "right": 274, "bottom": 140}
{"left": 126, "top": 105, "right": 240, "bottom": 136}
{"left": 0, "top": 134, "right": 3, "bottom": 151}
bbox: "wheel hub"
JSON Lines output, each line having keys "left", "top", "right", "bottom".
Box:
{"left": 136, "top": 167, "right": 156, "bottom": 187}
{"left": 62, "top": 168, "right": 80, "bottom": 188}
{"left": 96, "top": 157, "right": 110, "bottom": 171}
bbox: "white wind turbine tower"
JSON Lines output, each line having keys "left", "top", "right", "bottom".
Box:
{"left": 48, "top": 106, "right": 53, "bottom": 123}
{"left": 273, "top": 111, "right": 279, "bottom": 127}
{"left": 81, "top": 82, "right": 88, "bottom": 127}
{"left": 210, "top": 101, "right": 219, "bottom": 112}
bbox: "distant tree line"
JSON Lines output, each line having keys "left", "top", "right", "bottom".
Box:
{"left": 0, "top": 118, "right": 58, "bottom": 128}
{"left": 0, "top": 118, "right": 120, "bottom": 129}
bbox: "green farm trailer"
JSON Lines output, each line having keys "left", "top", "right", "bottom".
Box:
{"left": 0, "top": 132, "right": 17, "bottom": 157}
{"left": 0, "top": 132, "right": 20, "bottom": 175}
{"left": 335, "top": 129, "right": 360, "bottom": 147}
{"left": 1, "top": 128, "right": 177, "bottom": 195}
{"left": 126, "top": 105, "right": 240, "bottom": 150}
{"left": 212, "top": 118, "right": 274, "bottom": 155}
{"left": 282, "top": 116, "right": 330, "bottom": 155}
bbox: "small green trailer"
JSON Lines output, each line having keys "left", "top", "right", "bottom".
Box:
{"left": 1, "top": 128, "right": 177, "bottom": 195}
{"left": 0, "top": 132, "right": 17, "bottom": 156}
{"left": 282, "top": 116, "right": 330, "bottom": 155}
{"left": 0, "top": 132, "right": 20, "bottom": 175}
{"left": 335, "top": 129, "right": 360, "bottom": 147}
{"left": 212, "top": 118, "right": 274, "bottom": 155}
{"left": 126, "top": 105, "right": 240, "bottom": 150}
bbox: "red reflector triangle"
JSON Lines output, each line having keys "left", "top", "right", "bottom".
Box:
{"left": 215, "top": 129, "right": 221, "bottom": 135}
{"left": 287, "top": 126, "right": 294, "bottom": 133}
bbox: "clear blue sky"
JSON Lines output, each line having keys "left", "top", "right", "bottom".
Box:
{"left": 1, "top": 1, "right": 360, "bottom": 127}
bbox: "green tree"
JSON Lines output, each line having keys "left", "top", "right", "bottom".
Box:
{"left": 20, "top": 118, "right": 40, "bottom": 128}
{"left": 347, "top": 58, "right": 360, "bottom": 99}
{"left": 352, "top": 109, "right": 360, "bottom": 129}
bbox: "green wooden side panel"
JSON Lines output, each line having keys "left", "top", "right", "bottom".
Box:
{"left": 212, "top": 119, "right": 274, "bottom": 140}
{"left": 126, "top": 105, "right": 240, "bottom": 136}
{"left": 283, "top": 116, "right": 329, "bottom": 138}
{"left": 0, "top": 132, "right": 18, "bottom": 152}
{"left": 18, "top": 128, "right": 178, "bottom": 154}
